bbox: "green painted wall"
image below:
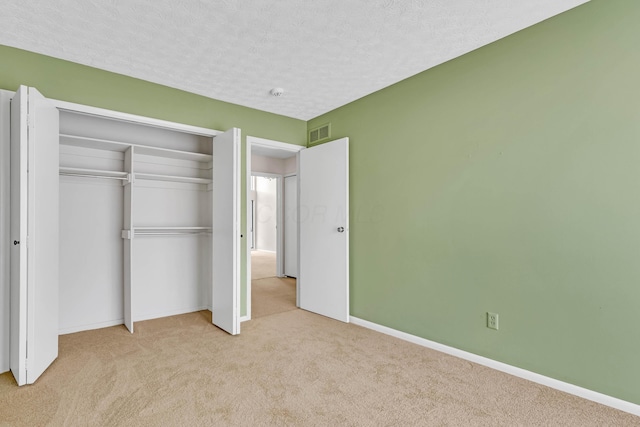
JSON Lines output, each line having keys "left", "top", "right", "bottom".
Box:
{"left": 308, "top": 0, "right": 640, "bottom": 405}
{"left": 0, "top": 44, "right": 307, "bottom": 317}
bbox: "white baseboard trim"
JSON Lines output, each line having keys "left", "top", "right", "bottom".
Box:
{"left": 59, "top": 319, "right": 124, "bottom": 335}
{"left": 350, "top": 316, "right": 640, "bottom": 417}
{"left": 240, "top": 315, "right": 251, "bottom": 322}
{"left": 135, "top": 306, "right": 208, "bottom": 323}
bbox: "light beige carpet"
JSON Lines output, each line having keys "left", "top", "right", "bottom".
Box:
{"left": 251, "top": 250, "right": 277, "bottom": 280}
{"left": 251, "top": 250, "right": 297, "bottom": 319}
{"left": 0, "top": 309, "right": 638, "bottom": 426}
{"left": 252, "top": 276, "right": 297, "bottom": 319}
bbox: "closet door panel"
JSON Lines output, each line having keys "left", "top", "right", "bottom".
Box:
{"left": 59, "top": 178, "right": 124, "bottom": 333}
{"left": 10, "top": 87, "right": 28, "bottom": 385}
{"left": 212, "top": 128, "right": 241, "bottom": 335}
{"left": 10, "top": 86, "right": 59, "bottom": 385}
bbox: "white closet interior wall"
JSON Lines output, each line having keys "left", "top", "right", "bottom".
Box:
{"left": 58, "top": 111, "right": 213, "bottom": 334}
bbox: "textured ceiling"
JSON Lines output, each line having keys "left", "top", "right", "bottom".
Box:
{"left": 0, "top": 0, "right": 588, "bottom": 120}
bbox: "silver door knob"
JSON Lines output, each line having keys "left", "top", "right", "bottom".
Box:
{"left": 337, "top": 227, "right": 344, "bottom": 233}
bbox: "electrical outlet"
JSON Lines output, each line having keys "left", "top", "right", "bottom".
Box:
{"left": 487, "top": 312, "right": 499, "bottom": 330}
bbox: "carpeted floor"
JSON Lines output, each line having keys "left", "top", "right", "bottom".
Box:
{"left": 0, "top": 253, "right": 637, "bottom": 425}
{"left": 251, "top": 250, "right": 297, "bottom": 319}
{"left": 1, "top": 310, "right": 637, "bottom": 426}
{"left": 251, "top": 250, "right": 278, "bottom": 280}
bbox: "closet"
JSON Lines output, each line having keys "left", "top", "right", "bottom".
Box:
{"left": 59, "top": 110, "right": 214, "bottom": 334}
{"left": 9, "top": 86, "right": 240, "bottom": 385}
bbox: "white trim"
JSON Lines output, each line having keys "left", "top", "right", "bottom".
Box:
{"left": 246, "top": 136, "right": 303, "bottom": 321}
{"left": 295, "top": 152, "right": 301, "bottom": 308}
{"left": 51, "top": 99, "right": 221, "bottom": 137}
{"left": 135, "top": 306, "right": 209, "bottom": 324}
{"left": 240, "top": 315, "right": 251, "bottom": 322}
{"left": 249, "top": 136, "right": 305, "bottom": 152}
{"left": 246, "top": 142, "right": 252, "bottom": 320}
{"left": 252, "top": 172, "right": 281, "bottom": 179}
{"left": 58, "top": 319, "right": 124, "bottom": 335}
{"left": 350, "top": 316, "right": 640, "bottom": 417}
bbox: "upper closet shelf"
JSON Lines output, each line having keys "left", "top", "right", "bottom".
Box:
{"left": 60, "top": 134, "right": 130, "bottom": 152}
{"left": 60, "top": 134, "right": 213, "bottom": 163}
{"left": 135, "top": 145, "right": 212, "bottom": 162}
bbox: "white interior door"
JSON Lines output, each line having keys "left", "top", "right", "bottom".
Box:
{"left": 298, "top": 138, "right": 349, "bottom": 322}
{"left": 284, "top": 175, "right": 297, "bottom": 277}
{"left": 212, "top": 128, "right": 241, "bottom": 335}
{"left": 10, "top": 86, "right": 60, "bottom": 385}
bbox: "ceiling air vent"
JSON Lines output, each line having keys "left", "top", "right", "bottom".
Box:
{"left": 308, "top": 123, "right": 331, "bottom": 145}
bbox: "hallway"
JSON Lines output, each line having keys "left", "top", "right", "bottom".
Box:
{"left": 251, "top": 251, "right": 296, "bottom": 319}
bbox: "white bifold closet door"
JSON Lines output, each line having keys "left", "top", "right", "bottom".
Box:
{"left": 10, "top": 86, "right": 60, "bottom": 385}
{"left": 212, "top": 128, "right": 241, "bottom": 335}
{"left": 298, "top": 138, "right": 349, "bottom": 323}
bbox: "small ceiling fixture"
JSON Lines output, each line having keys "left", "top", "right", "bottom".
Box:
{"left": 270, "top": 87, "right": 285, "bottom": 97}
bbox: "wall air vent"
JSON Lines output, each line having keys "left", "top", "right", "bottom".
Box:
{"left": 308, "top": 123, "right": 331, "bottom": 145}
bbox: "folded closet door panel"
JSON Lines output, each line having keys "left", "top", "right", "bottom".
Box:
{"left": 10, "top": 86, "right": 28, "bottom": 386}
{"left": 10, "top": 86, "right": 60, "bottom": 385}
{"left": 212, "top": 128, "right": 241, "bottom": 335}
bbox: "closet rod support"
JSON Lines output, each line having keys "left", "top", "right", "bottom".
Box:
{"left": 122, "top": 173, "right": 134, "bottom": 186}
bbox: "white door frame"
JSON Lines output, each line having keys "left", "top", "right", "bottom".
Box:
{"left": 283, "top": 173, "right": 298, "bottom": 278}
{"left": 246, "top": 136, "right": 303, "bottom": 321}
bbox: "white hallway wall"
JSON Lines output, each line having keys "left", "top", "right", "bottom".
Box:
{"left": 254, "top": 176, "right": 277, "bottom": 252}
{"left": 251, "top": 154, "right": 297, "bottom": 254}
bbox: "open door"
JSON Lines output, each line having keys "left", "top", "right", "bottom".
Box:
{"left": 212, "top": 128, "right": 241, "bottom": 335}
{"left": 298, "top": 138, "right": 349, "bottom": 322}
{"left": 10, "top": 86, "right": 60, "bottom": 385}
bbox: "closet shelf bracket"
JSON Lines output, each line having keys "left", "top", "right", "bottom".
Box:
{"left": 122, "top": 173, "right": 134, "bottom": 186}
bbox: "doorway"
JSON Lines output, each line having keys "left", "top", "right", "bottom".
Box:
{"left": 246, "top": 137, "right": 303, "bottom": 320}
